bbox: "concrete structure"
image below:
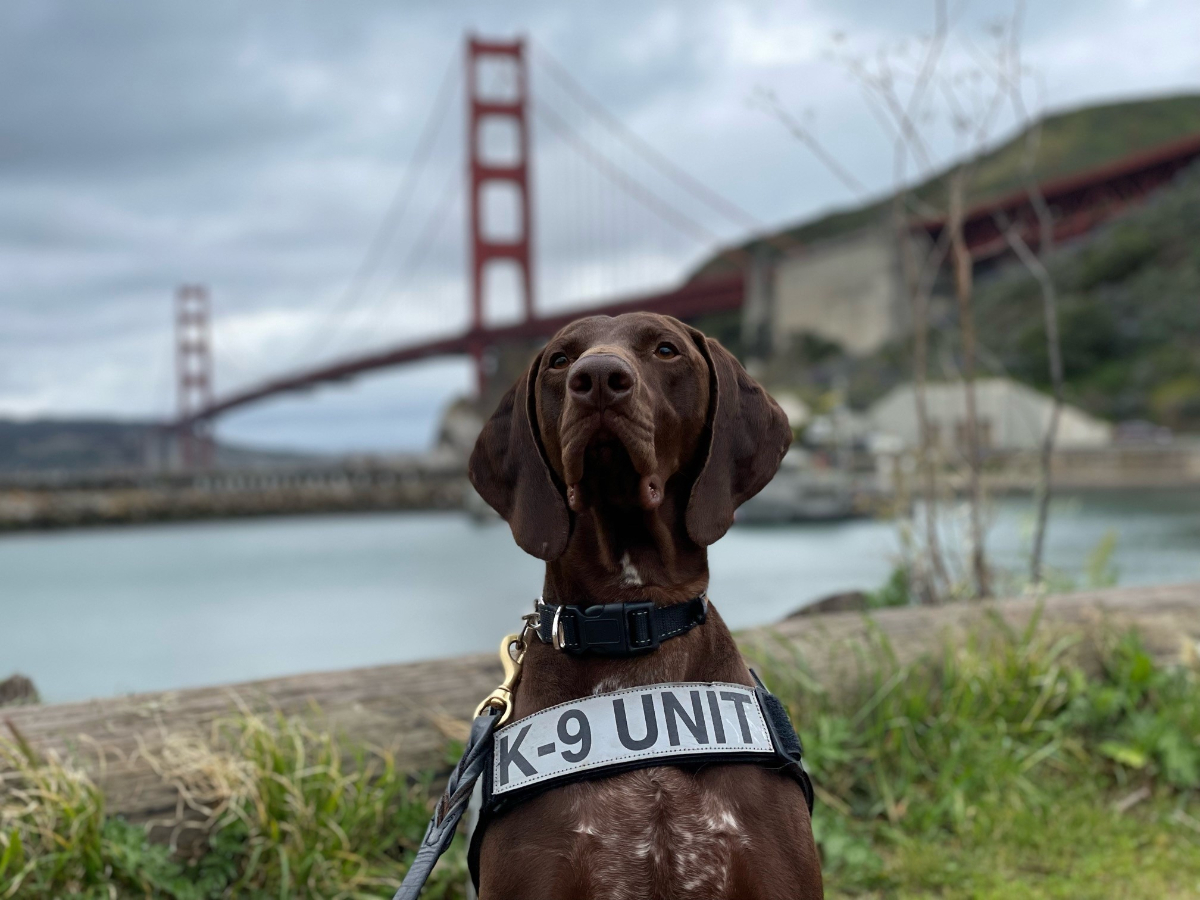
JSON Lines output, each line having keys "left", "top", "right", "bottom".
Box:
{"left": 869, "top": 378, "right": 1113, "bottom": 454}
{"left": 743, "top": 227, "right": 911, "bottom": 359}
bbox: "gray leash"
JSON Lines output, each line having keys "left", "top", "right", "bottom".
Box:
{"left": 391, "top": 711, "right": 499, "bottom": 900}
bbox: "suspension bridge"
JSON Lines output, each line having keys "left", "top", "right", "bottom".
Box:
{"left": 172, "top": 36, "right": 763, "bottom": 466}
{"left": 171, "top": 36, "right": 1200, "bottom": 468}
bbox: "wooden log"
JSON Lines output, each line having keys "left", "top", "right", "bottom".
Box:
{"left": 739, "top": 581, "right": 1200, "bottom": 691}
{"left": 4, "top": 583, "right": 1199, "bottom": 833}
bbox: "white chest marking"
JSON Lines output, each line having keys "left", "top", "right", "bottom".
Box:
{"left": 619, "top": 552, "right": 644, "bottom": 586}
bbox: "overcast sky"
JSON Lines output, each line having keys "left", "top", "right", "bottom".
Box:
{"left": 2, "top": 0, "right": 1197, "bottom": 453}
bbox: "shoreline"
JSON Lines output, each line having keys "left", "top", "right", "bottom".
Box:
{"left": 4, "top": 478, "right": 1199, "bottom": 535}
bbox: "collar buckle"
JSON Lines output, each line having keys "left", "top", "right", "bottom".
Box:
{"left": 553, "top": 601, "right": 659, "bottom": 656}
{"left": 536, "top": 593, "right": 706, "bottom": 656}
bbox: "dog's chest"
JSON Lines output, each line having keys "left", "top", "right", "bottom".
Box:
{"left": 564, "top": 769, "right": 749, "bottom": 900}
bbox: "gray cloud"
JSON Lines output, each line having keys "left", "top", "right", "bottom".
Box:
{"left": 1, "top": 0, "right": 1197, "bottom": 452}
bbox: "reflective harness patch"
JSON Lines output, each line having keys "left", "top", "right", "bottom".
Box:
{"left": 393, "top": 675, "right": 813, "bottom": 900}
{"left": 391, "top": 597, "right": 816, "bottom": 900}
{"left": 466, "top": 675, "right": 814, "bottom": 891}
{"left": 492, "top": 682, "right": 773, "bottom": 794}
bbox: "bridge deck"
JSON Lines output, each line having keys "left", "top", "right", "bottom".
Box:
{"left": 183, "top": 272, "right": 744, "bottom": 426}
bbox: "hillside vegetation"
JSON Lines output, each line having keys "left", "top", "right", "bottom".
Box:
{"left": 698, "top": 93, "right": 1200, "bottom": 272}
{"left": 701, "top": 93, "right": 1200, "bottom": 432}
{"left": 0, "top": 419, "right": 319, "bottom": 473}
{"left": 780, "top": 165, "right": 1200, "bottom": 431}
{"left": 975, "top": 163, "right": 1200, "bottom": 430}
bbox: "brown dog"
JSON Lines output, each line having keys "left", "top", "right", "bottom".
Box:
{"left": 469, "top": 313, "right": 823, "bottom": 899}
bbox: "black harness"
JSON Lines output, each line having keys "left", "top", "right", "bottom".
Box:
{"left": 392, "top": 598, "right": 813, "bottom": 900}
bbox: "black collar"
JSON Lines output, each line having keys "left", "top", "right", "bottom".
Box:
{"left": 534, "top": 593, "right": 708, "bottom": 657}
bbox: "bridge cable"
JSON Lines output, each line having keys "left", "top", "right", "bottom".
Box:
{"left": 532, "top": 42, "right": 763, "bottom": 232}
{"left": 533, "top": 98, "right": 722, "bottom": 248}
{"left": 288, "top": 54, "right": 460, "bottom": 365}
{"left": 322, "top": 161, "right": 464, "bottom": 356}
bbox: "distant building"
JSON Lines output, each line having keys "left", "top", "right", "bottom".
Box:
{"left": 868, "top": 378, "right": 1113, "bottom": 453}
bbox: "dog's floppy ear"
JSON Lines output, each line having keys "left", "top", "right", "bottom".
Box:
{"left": 469, "top": 351, "right": 570, "bottom": 561}
{"left": 685, "top": 330, "right": 792, "bottom": 546}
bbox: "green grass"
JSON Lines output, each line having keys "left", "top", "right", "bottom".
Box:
{"left": 857, "top": 786, "right": 1200, "bottom": 899}
{"left": 0, "top": 715, "right": 465, "bottom": 899}
{"left": 2, "top": 614, "right": 1198, "bottom": 898}
{"left": 750, "top": 615, "right": 1200, "bottom": 897}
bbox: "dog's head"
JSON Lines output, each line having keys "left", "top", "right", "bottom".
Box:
{"left": 469, "top": 313, "right": 791, "bottom": 561}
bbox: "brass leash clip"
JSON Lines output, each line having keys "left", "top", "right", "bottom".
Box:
{"left": 473, "top": 633, "right": 526, "bottom": 726}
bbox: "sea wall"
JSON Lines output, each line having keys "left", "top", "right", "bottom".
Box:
{"left": 0, "top": 461, "right": 469, "bottom": 530}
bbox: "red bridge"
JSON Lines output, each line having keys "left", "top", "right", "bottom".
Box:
{"left": 172, "top": 37, "right": 1200, "bottom": 466}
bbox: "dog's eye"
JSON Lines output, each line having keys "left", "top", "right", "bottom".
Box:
{"left": 655, "top": 343, "right": 678, "bottom": 359}
{"left": 549, "top": 353, "right": 570, "bottom": 370}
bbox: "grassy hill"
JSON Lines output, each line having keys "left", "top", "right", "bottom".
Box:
{"left": 975, "top": 162, "right": 1200, "bottom": 430}
{"left": 697, "top": 93, "right": 1200, "bottom": 275}
{"left": 763, "top": 159, "right": 1200, "bottom": 433}
{"left": 0, "top": 419, "right": 322, "bottom": 473}
{"left": 0, "top": 419, "right": 161, "bottom": 473}
{"left": 689, "top": 94, "right": 1200, "bottom": 432}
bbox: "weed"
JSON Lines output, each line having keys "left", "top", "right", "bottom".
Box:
{"left": 864, "top": 564, "right": 911, "bottom": 609}
{"left": 1, "top": 715, "right": 466, "bottom": 900}
{"left": 0, "top": 728, "right": 199, "bottom": 899}
{"left": 752, "top": 613, "right": 1200, "bottom": 892}
{"left": 4, "top": 617, "right": 1197, "bottom": 898}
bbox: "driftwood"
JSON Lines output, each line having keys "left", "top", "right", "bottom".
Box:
{"left": 4, "top": 583, "right": 1199, "bottom": 836}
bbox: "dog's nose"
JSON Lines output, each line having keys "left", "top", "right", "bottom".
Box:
{"left": 567, "top": 354, "right": 635, "bottom": 410}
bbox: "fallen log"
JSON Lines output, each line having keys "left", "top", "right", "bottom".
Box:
{"left": 5, "top": 583, "right": 1199, "bottom": 835}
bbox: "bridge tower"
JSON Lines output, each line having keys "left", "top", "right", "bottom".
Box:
{"left": 466, "top": 36, "right": 534, "bottom": 394}
{"left": 175, "top": 283, "right": 215, "bottom": 469}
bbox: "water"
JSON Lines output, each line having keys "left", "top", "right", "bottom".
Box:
{"left": 2, "top": 490, "right": 1197, "bottom": 703}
